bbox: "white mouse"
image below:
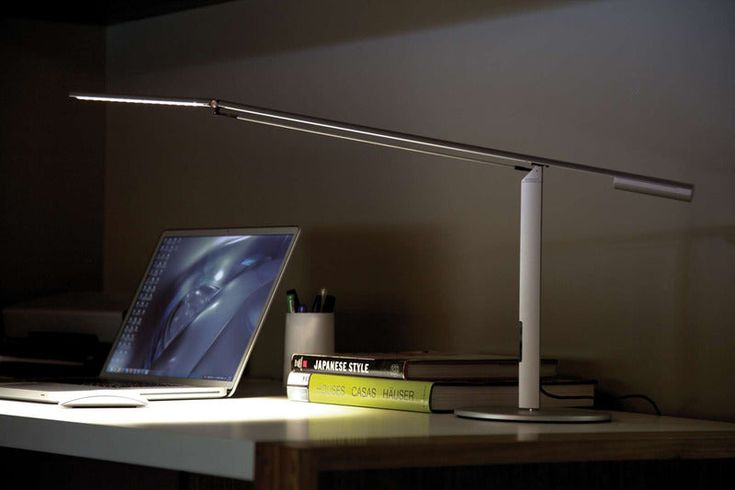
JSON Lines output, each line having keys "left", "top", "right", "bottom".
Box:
{"left": 58, "top": 392, "right": 148, "bottom": 408}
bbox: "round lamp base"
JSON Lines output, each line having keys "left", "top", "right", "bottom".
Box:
{"left": 454, "top": 407, "right": 612, "bottom": 423}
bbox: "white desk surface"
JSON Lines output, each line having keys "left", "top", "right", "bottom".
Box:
{"left": 2, "top": 396, "right": 734, "bottom": 481}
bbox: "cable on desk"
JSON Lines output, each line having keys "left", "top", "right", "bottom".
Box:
{"left": 540, "top": 386, "right": 662, "bottom": 416}
{"left": 539, "top": 385, "right": 594, "bottom": 401}
{"left": 614, "top": 394, "right": 662, "bottom": 416}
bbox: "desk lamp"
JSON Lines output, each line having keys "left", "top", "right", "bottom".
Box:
{"left": 71, "top": 92, "right": 694, "bottom": 422}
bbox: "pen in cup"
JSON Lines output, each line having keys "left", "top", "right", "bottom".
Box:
{"left": 311, "top": 288, "right": 327, "bottom": 312}
{"left": 321, "top": 294, "right": 335, "bottom": 313}
{"left": 289, "top": 288, "right": 335, "bottom": 313}
{"left": 286, "top": 289, "right": 299, "bottom": 313}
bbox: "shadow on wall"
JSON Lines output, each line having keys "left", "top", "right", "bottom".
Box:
{"left": 111, "top": 0, "right": 586, "bottom": 73}
{"left": 294, "top": 223, "right": 489, "bottom": 353}
{"left": 544, "top": 225, "right": 735, "bottom": 419}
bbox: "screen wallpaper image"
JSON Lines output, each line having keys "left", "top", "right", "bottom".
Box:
{"left": 105, "top": 233, "right": 294, "bottom": 381}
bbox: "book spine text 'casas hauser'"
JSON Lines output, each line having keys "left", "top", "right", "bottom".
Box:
{"left": 287, "top": 372, "right": 433, "bottom": 412}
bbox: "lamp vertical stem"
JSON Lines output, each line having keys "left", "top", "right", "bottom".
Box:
{"left": 456, "top": 164, "right": 608, "bottom": 422}
{"left": 519, "top": 165, "right": 543, "bottom": 410}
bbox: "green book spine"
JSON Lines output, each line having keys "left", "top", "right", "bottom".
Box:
{"left": 302, "top": 373, "right": 434, "bottom": 413}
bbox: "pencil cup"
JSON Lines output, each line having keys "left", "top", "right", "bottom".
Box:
{"left": 283, "top": 313, "right": 334, "bottom": 384}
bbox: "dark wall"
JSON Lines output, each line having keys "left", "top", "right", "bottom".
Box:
{"left": 0, "top": 19, "right": 106, "bottom": 327}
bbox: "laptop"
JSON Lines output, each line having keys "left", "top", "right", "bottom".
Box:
{"left": 0, "top": 226, "right": 299, "bottom": 405}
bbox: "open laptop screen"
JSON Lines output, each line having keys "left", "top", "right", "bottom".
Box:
{"left": 103, "top": 230, "right": 297, "bottom": 382}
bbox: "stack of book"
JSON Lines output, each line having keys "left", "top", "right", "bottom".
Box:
{"left": 286, "top": 352, "right": 597, "bottom": 413}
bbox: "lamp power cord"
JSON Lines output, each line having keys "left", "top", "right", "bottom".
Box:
{"left": 540, "top": 385, "right": 662, "bottom": 416}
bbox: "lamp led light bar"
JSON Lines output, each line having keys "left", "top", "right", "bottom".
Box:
{"left": 70, "top": 93, "right": 212, "bottom": 108}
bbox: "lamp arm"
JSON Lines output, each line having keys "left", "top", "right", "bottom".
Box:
{"left": 70, "top": 92, "right": 693, "bottom": 201}
{"left": 213, "top": 100, "right": 694, "bottom": 201}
